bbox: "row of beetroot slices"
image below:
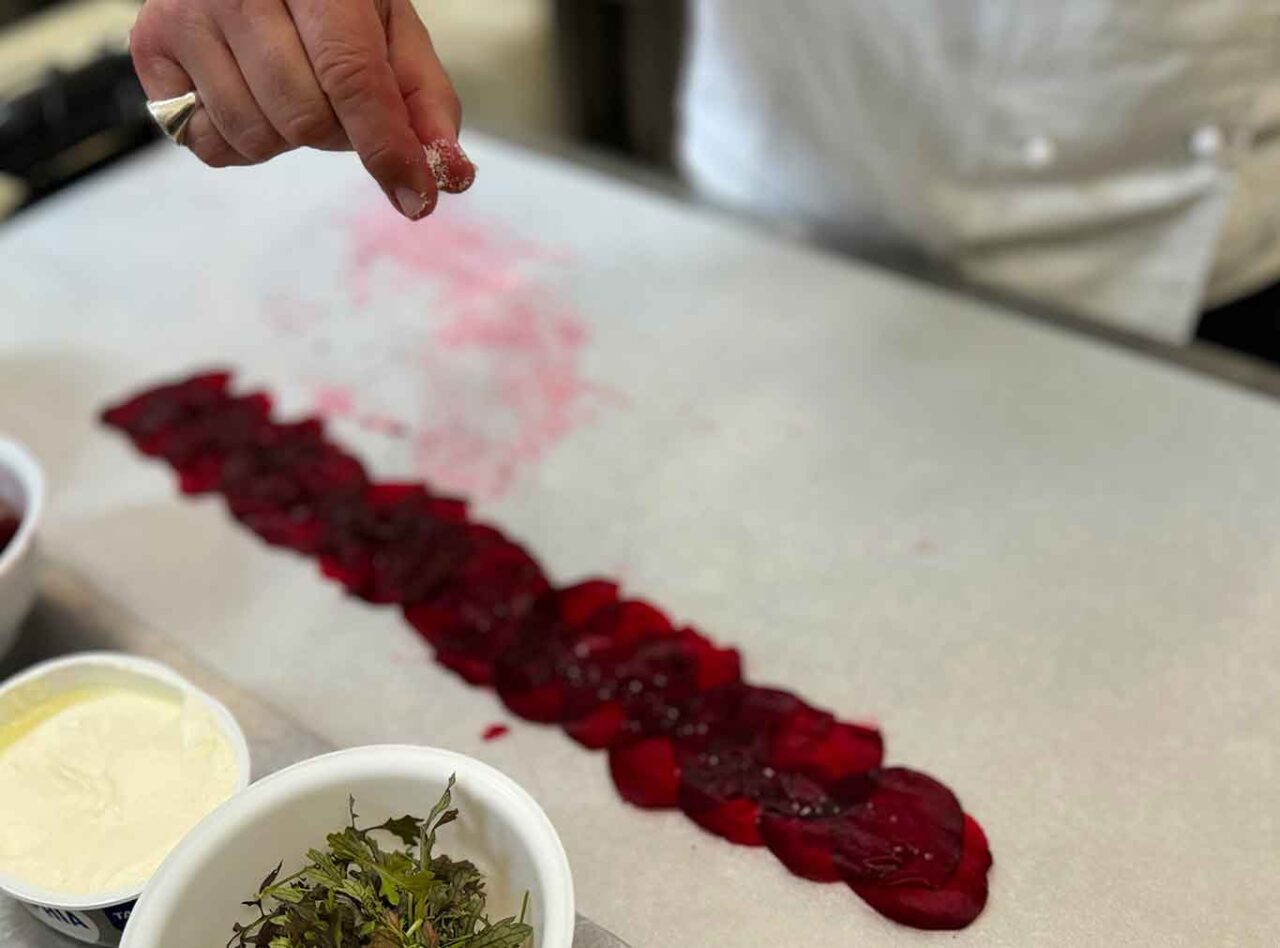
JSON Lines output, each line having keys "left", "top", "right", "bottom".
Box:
{"left": 102, "top": 371, "right": 992, "bottom": 930}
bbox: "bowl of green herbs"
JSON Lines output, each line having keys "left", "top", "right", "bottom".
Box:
{"left": 118, "top": 745, "right": 574, "bottom": 948}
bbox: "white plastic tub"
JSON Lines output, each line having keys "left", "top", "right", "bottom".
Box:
{"left": 0, "top": 653, "right": 251, "bottom": 945}
{"left": 121, "top": 745, "right": 575, "bottom": 948}
{"left": 0, "top": 436, "right": 44, "bottom": 658}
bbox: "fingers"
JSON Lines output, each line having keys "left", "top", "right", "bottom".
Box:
{"left": 130, "top": 9, "right": 250, "bottom": 168}
{"left": 131, "top": 0, "right": 474, "bottom": 217}
{"left": 386, "top": 0, "right": 475, "bottom": 193}
{"left": 176, "top": 33, "right": 290, "bottom": 164}
{"left": 285, "top": 0, "right": 437, "bottom": 219}
{"left": 214, "top": 0, "right": 349, "bottom": 152}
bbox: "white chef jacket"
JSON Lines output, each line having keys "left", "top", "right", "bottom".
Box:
{"left": 679, "top": 1, "right": 1280, "bottom": 342}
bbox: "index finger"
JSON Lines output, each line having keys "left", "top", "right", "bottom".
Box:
{"left": 285, "top": 0, "right": 435, "bottom": 219}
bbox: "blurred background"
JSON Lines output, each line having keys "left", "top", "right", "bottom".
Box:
{"left": 0, "top": 0, "right": 684, "bottom": 218}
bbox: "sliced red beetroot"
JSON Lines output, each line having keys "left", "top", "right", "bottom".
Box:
{"left": 499, "top": 682, "right": 564, "bottom": 722}
{"left": 554, "top": 604, "right": 678, "bottom": 720}
{"left": 676, "top": 740, "right": 834, "bottom": 848}
{"left": 676, "top": 742, "right": 769, "bottom": 845}
{"left": 486, "top": 591, "right": 570, "bottom": 713}
{"left": 366, "top": 528, "right": 475, "bottom": 604}
{"left": 680, "top": 793, "right": 763, "bottom": 846}
{"left": 692, "top": 636, "right": 743, "bottom": 691}
{"left": 492, "top": 584, "right": 628, "bottom": 722}
{"left": 220, "top": 425, "right": 367, "bottom": 549}
{"left": 850, "top": 815, "right": 992, "bottom": 931}
{"left": 316, "top": 483, "right": 475, "bottom": 604}
{"left": 556, "top": 579, "right": 619, "bottom": 626}
{"left": 103, "top": 372, "right": 995, "bottom": 933}
{"left": 769, "top": 708, "right": 883, "bottom": 786}
{"left": 151, "top": 393, "right": 272, "bottom": 463}
{"left": 670, "top": 683, "right": 805, "bottom": 753}
{"left": 100, "top": 371, "right": 233, "bottom": 449}
{"left": 235, "top": 506, "right": 327, "bottom": 553}
{"left": 609, "top": 737, "right": 680, "bottom": 809}
{"left": 497, "top": 596, "right": 711, "bottom": 732}
{"left": 828, "top": 768, "right": 965, "bottom": 889}
{"left": 128, "top": 393, "right": 274, "bottom": 495}
{"left": 165, "top": 399, "right": 275, "bottom": 496}
{"left": 679, "top": 743, "right": 839, "bottom": 850}
{"left": 221, "top": 424, "right": 366, "bottom": 510}
{"left": 404, "top": 532, "right": 548, "bottom": 685}
{"left": 563, "top": 629, "right": 741, "bottom": 749}
{"left": 563, "top": 701, "right": 628, "bottom": 748}
{"left": 177, "top": 458, "right": 226, "bottom": 496}
{"left": 759, "top": 812, "right": 841, "bottom": 882}
{"left": 434, "top": 652, "right": 493, "bottom": 686}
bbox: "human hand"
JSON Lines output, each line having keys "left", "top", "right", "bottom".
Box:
{"left": 129, "top": 0, "right": 475, "bottom": 220}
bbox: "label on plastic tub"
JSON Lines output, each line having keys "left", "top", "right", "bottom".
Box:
{"left": 23, "top": 903, "right": 101, "bottom": 944}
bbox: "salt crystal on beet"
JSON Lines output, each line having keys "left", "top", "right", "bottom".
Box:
{"left": 849, "top": 815, "right": 992, "bottom": 931}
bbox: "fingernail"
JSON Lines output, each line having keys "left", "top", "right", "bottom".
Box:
{"left": 394, "top": 186, "right": 431, "bottom": 220}
{"left": 424, "top": 139, "right": 477, "bottom": 194}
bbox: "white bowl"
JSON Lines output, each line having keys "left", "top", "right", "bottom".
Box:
{"left": 121, "top": 745, "right": 575, "bottom": 948}
{"left": 0, "top": 437, "right": 44, "bottom": 658}
{"left": 0, "top": 653, "right": 252, "bottom": 945}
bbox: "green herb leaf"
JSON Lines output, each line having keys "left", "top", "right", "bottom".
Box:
{"left": 230, "top": 776, "right": 531, "bottom": 948}
{"left": 378, "top": 814, "right": 425, "bottom": 847}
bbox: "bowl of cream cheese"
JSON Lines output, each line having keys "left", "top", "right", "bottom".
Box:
{"left": 0, "top": 653, "right": 250, "bottom": 946}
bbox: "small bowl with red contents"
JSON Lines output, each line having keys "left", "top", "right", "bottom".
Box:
{"left": 0, "top": 437, "right": 43, "bottom": 658}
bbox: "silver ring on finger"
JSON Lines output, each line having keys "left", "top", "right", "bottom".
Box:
{"left": 146, "top": 91, "right": 201, "bottom": 145}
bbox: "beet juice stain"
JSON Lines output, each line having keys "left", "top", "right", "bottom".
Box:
{"left": 102, "top": 371, "right": 992, "bottom": 931}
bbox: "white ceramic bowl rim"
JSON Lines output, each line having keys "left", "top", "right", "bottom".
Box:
{"left": 0, "top": 436, "right": 45, "bottom": 576}
{"left": 0, "top": 652, "right": 252, "bottom": 910}
{"left": 121, "top": 745, "right": 576, "bottom": 948}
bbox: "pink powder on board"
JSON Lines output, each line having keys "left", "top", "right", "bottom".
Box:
{"left": 313, "top": 385, "right": 356, "bottom": 417}
{"left": 335, "top": 205, "right": 614, "bottom": 499}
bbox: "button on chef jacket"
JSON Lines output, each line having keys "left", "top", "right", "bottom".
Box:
{"left": 679, "top": 1, "right": 1280, "bottom": 343}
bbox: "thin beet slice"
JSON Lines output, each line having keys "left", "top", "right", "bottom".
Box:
{"left": 770, "top": 708, "right": 884, "bottom": 786}
{"left": 565, "top": 634, "right": 741, "bottom": 752}
{"left": 609, "top": 737, "right": 680, "bottom": 809}
{"left": 221, "top": 424, "right": 367, "bottom": 547}
{"left": 676, "top": 744, "right": 768, "bottom": 846}
{"left": 498, "top": 596, "right": 737, "bottom": 740}
{"left": 672, "top": 686, "right": 884, "bottom": 850}
{"left": 100, "top": 371, "right": 232, "bottom": 450}
{"left": 563, "top": 700, "right": 628, "bottom": 748}
{"left": 828, "top": 768, "right": 965, "bottom": 888}
{"left": 676, "top": 738, "right": 836, "bottom": 849}
{"left": 757, "top": 770, "right": 855, "bottom": 881}
{"left": 553, "top": 603, "right": 678, "bottom": 723}
{"left": 316, "top": 483, "right": 474, "bottom": 604}
{"left": 490, "top": 592, "right": 578, "bottom": 721}
{"left": 759, "top": 812, "right": 841, "bottom": 882}
{"left": 404, "top": 530, "right": 548, "bottom": 685}
{"left": 221, "top": 421, "right": 367, "bottom": 511}
{"left": 849, "top": 815, "right": 992, "bottom": 931}
{"left": 492, "top": 584, "right": 631, "bottom": 722}
{"left": 147, "top": 394, "right": 274, "bottom": 494}
{"left": 234, "top": 506, "right": 328, "bottom": 553}
{"left": 561, "top": 626, "right": 739, "bottom": 726}
{"left": 557, "top": 579, "right": 620, "bottom": 625}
